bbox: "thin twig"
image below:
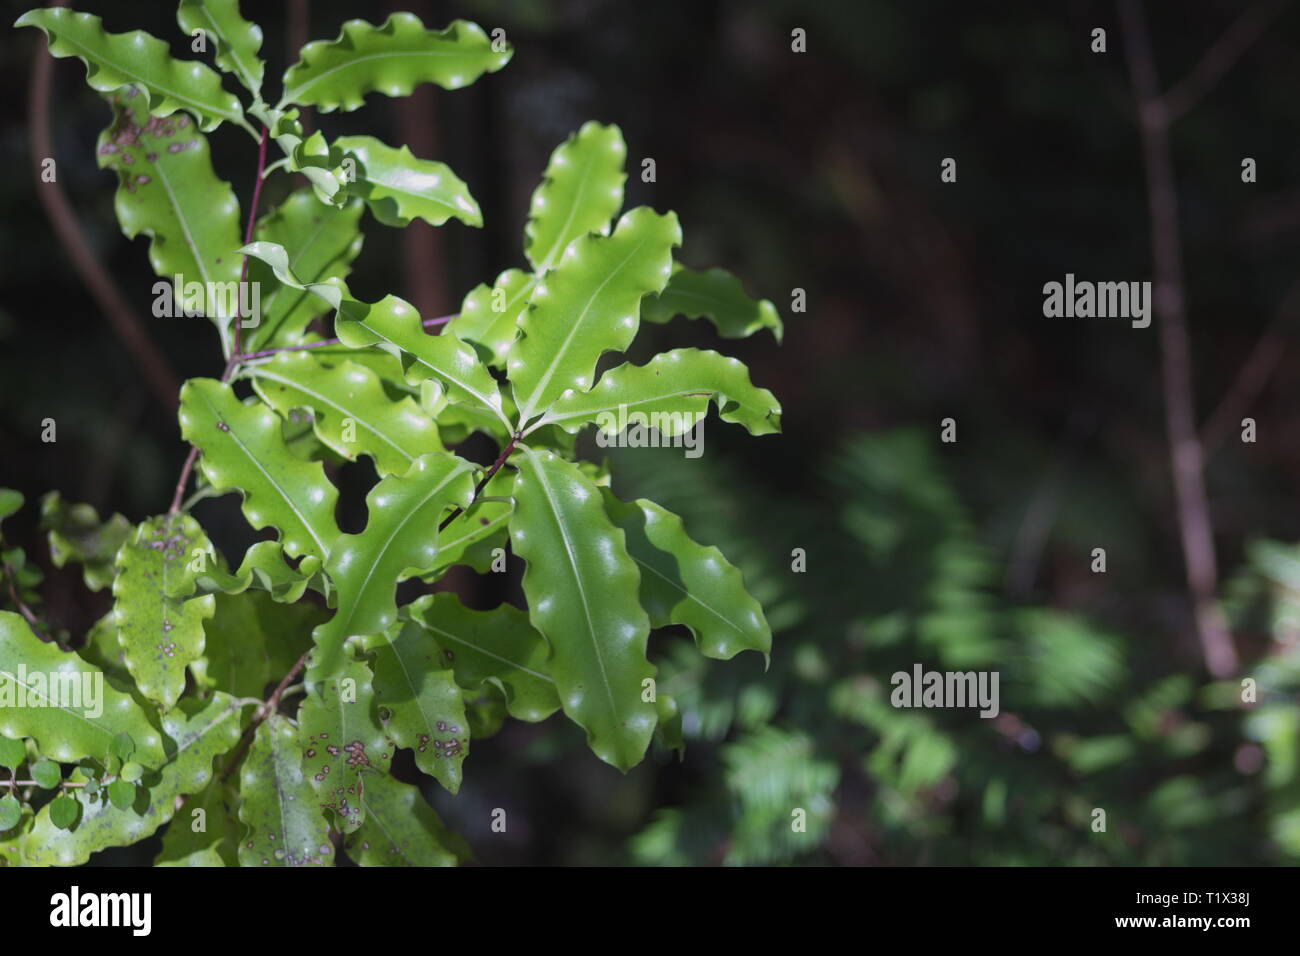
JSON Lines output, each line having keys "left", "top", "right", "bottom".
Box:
{"left": 218, "top": 649, "right": 311, "bottom": 784}
{"left": 1119, "top": 0, "right": 1238, "bottom": 678}
{"left": 4, "top": 561, "right": 48, "bottom": 642}
{"left": 438, "top": 435, "right": 519, "bottom": 533}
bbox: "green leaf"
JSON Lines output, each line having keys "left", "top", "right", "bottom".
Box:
{"left": 509, "top": 446, "right": 656, "bottom": 770}
{"left": 447, "top": 268, "right": 535, "bottom": 365}
{"left": 97, "top": 90, "right": 243, "bottom": 330}
{"left": 239, "top": 240, "right": 513, "bottom": 430}
{"left": 423, "top": 496, "right": 512, "bottom": 576}
{"left": 39, "top": 492, "right": 132, "bottom": 593}
{"left": 156, "top": 782, "right": 237, "bottom": 865}
{"left": 280, "top": 14, "right": 511, "bottom": 112}
{"left": 0, "top": 736, "right": 26, "bottom": 770}
{"left": 237, "top": 714, "right": 332, "bottom": 866}
{"left": 523, "top": 121, "right": 627, "bottom": 272}
{"left": 194, "top": 590, "right": 321, "bottom": 699}
{"left": 111, "top": 732, "right": 135, "bottom": 761}
{"left": 369, "top": 619, "right": 469, "bottom": 793}
{"left": 22, "top": 693, "right": 243, "bottom": 866}
{"left": 535, "top": 347, "right": 781, "bottom": 438}
{"left": 120, "top": 760, "right": 143, "bottom": 782}
{"left": 406, "top": 593, "right": 559, "bottom": 723}
{"left": 30, "top": 759, "right": 61, "bottom": 789}
{"left": 112, "top": 515, "right": 217, "bottom": 710}
{"left": 0, "top": 795, "right": 21, "bottom": 832}
{"left": 248, "top": 351, "right": 440, "bottom": 477}
{"left": 342, "top": 770, "right": 467, "bottom": 866}
{"left": 49, "top": 795, "right": 79, "bottom": 830}
{"left": 335, "top": 135, "right": 481, "bottom": 228}
{"left": 601, "top": 490, "right": 771, "bottom": 660}
{"left": 177, "top": 0, "right": 264, "bottom": 96}
{"left": 0, "top": 611, "right": 167, "bottom": 767}
{"left": 249, "top": 190, "right": 364, "bottom": 351}
{"left": 188, "top": 540, "right": 325, "bottom": 605}
{"left": 15, "top": 8, "right": 248, "bottom": 132}
{"left": 308, "top": 453, "right": 475, "bottom": 685}
{"left": 179, "top": 378, "right": 341, "bottom": 562}
{"left": 106, "top": 779, "right": 136, "bottom": 809}
{"left": 508, "top": 207, "right": 681, "bottom": 423}
{"left": 644, "top": 266, "right": 784, "bottom": 342}
{"left": 298, "top": 656, "right": 391, "bottom": 832}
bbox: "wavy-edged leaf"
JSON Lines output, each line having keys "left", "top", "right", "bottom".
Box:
{"left": 523, "top": 121, "right": 626, "bottom": 271}
{"left": 177, "top": 0, "right": 264, "bottom": 96}
{"left": 16, "top": 7, "right": 247, "bottom": 131}
{"left": 22, "top": 692, "right": 243, "bottom": 866}
{"left": 193, "top": 590, "right": 322, "bottom": 698}
{"left": 155, "top": 780, "right": 238, "bottom": 865}
{"left": 407, "top": 592, "right": 559, "bottom": 723}
{"left": 280, "top": 14, "right": 511, "bottom": 112}
{"left": 422, "top": 495, "right": 512, "bottom": 576}
{"left": 248, "top": 351, "right": 439, "bottom": 476}
{"left": 112, "top": 515, "right": 216, "bottom": 710}
{"left": 446, "top": 268, "right": 535, "bottom": 365}
{"left": 240, "top": 240, "right": 513, "bottom": 429}
{"left": 601, "top": 490, "right": 771, "bottom": 661}
{"left": 336, "top": 135, "right": 481, "bottom": 228}
{"left": 509, "top": 446, "right": 655, "bottom": 770}
{"left": 644, "top": 265, "right": 783, "bottom": 342}
{"left": 188, "top": 540, "right": 324, "bottom": 605}
{"left": 535, "top": 347, "right": 781, "bottom": 437}
{"left": 0, "top": 611, "right": 166, "bottom": 767}
{"left": 342, "top": 770, "right": 468, "bottom": 866}
{"left": 308, "top": 453, "right": 474, "bottom": 684}
{"left": 249, "top": 190, "right": 364, "bottom": 350}
{"left": 97, "top": 90, "right": 242, "bottom": 328}
{"left": 39, "top": 492, "right": 131, "bottom": 592}
{"left": 299, "top": 656, "right": 391, "bottom": 832}
{"left": 179, "top": 378, "right": 340, "bottom": 562}
{"left": 237, "top": 714, "right": 331, "bottom": 866}
{"left": 508, "top": 207, "right": 681, "bottom": 423}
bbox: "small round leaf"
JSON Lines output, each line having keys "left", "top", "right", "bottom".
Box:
{"left": 0, "top": 794, "right": 22, "bottom": 830}
{"left": 49, "top": 795, "right": 78, "bottom": 830}
{"left": 107, "top": 779, "right": 135, "bottom": 811}
{"left": 120, "top": 761, "right": 143, "bottom": 783}
{"left": 0, "top": 736, "right": 26, "bottom": 770}
{"left": 29, "top": 759, "right": 61, "bottom": 790}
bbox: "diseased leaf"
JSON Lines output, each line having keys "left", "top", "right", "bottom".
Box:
{"left": 342, "top": 770, "right": 468, "bottom": 866}
{"left": 336, "top": 135, "right": 482, "bottom": 228}
{"left": 39, "top": 492, "right": 131, "bottom": 592}
{"left": 281, "top": 14, "right": 511, "bottom": 112}
{"left": 16, "top": 8, "right": 247, "bottom": 131}
{"left": 112, "top": 515, "right": 216, "bottom": 710}
{"left": 523, "top": 121, "right": 626, "bottom": 272}
{"left": 406, "top": 592, "right": 560, "bottom": 723}
{"left": 22, "top": 693, "right": 243, "bottom": 866}
{"left": 369, "top": 619, "right": 468, "bottom": 793}
{"left": 97, "top": 90, "right": 243, "bottom": 331}
{"left": 644, "top": 265, "right": 784, "bottom": 342}
{"left": 179, "top": 378, "right": 340, "bottom": 562}
{"left": 298, "top": 656, "right": 391, "bottom": 831}
{"left": 237, "top": 714, "right": 332, "bottom": 866}
{"left": 248, "top": 351, "right": 440, "bottom": 476}
{"left": 509, "top": 446, "right": 656, "bottom": 770}
{"left": 177, "top": 0, "right": 264, "bottom": 96}
{"left": 0, "top": 611, "right": 166, "bottom": 767}
{"left": 535, "top": 347, "right": 781, "bottom": 438}
{"left": 308, "top": 453, "right": 474, "bottom": 684}
{"left": 601, "top": 490, "right": 771, "bottom": 661}
{"left": 508, "top": 207, "right": 681, "bottom": 423}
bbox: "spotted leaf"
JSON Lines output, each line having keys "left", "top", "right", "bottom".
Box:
{"left": 237, "top": 714, "right": 332, "bottom": 866}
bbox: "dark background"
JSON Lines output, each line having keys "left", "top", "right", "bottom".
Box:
{"left": 2, "top": 0, "right": 1299, "bottom": 865}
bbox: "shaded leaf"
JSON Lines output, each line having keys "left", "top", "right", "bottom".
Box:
{"left": 236, "top": 714, "right": 331, "bottom": 866}
{"left": 39, "top": 492, "right": 131, "bottom": 592}
{"left": 342, "top": 770, "right": 468, "bottom": 866}
{"left": 177, "top": 0, "right": 264, "bottom": 96}
{"left": 644, "top": 265, "right": 783, "bottom": 341}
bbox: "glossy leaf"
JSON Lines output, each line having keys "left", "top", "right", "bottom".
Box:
{"left": 369, "top": 619, "right": 468, "bottom": 793}
{"left": 644, "top": 265, "right": 784, "bottom": 342}
{"left": 188, "top": 540, "right": 325, "bottom": 605}
{"left": 16, "top": 8, "right": 247, "bottom": 131}
{"left": 22, "top": 693, "right": 243, "bottom": 866}
{"left": 508, "top": 207, "right": 681, "bottom": 423}
{"left": 523, "top": 121, "right": 626, "bottom": 271}
{"left": 248, "top": 351, "right": 440, "bottom": 476}
{"left": 236, "top": 714, "right": 332, "bottom": 866}
{"left": 406, "top": 593, "right": 560, "bottom": 723}
{"left": 280, "top": 14, "right": 511, "bottom": 112}
{"left": 177, "top": 0, "right": 264, "bottom": 96}
{"left": 447, "top": 268, "right": 535, "bottom": 365}
{"left": 601, "top": 490, "right": 771, "bottom": 660}
{"left": 535, "top": 347, "right": 781, "bottom": 437}
{"left": 39, "top": 492, "right": 131, "bottom": 592}
{"left": 336, "top": 135, "right": 482, "bottom": 228}
{"left": 509, "top": 446, "right": 656, "bottom": 770}
{"left": 308, "top": 453, "right": 474, "bottom": 684}
{"left": 0, "top": 611, "right": 166, "bottom": 767}
{"left": 342, "top": 770, "right": 467, "bottom": 866}
{"left": 179, "top": 378, "right": 341, "bottom": 562}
